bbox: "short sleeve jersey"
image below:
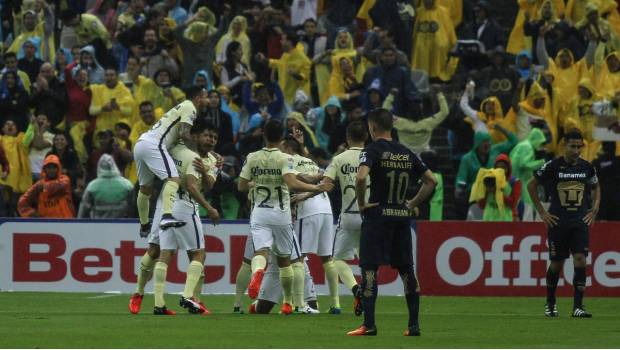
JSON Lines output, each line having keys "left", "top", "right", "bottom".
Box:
{"left": 292, "top": 154, "right": 332, "bottom": 218}
{"left": 140, "top": 100, "right": 197, "bottom": 149}
{"left": 533, "top": 157, "right": 598, "bottom": 223}
{"left": 240, "top": 148, "right": 298, "bottom": 225}
{"left": 170, "top": 144, "right": 203, "bottom": 206}
{"left": 360, "top": 139, "right": 428, "bottom": 220}
{"left": 324, "top": 147, "right": 369, "bottom": 215}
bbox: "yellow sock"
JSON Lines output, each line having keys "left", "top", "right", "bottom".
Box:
{"left": 135, "top": 253, "right": 155, "bottom": 295}
{"left": 136, "top": 192, "right": 151, "bottom": 225}
{"left": 323, "top": 260, "right": 340, "bottom": 308}
{"left": 291, "top": 262, "right": 305, "bottom": 308}
{"left": 193, "top": 272, "right": 204, "bottom": 302}
{"left": 153, "top": 262, "right": 168, "bottom": 307}
{"left": 183, "top": 261, "right": 203, "bottom": 298}
{"left": 161, "top": 181, "right": 179, "bottom": 215}
{"left": 250, "top": 255, "right": 267, "bottom": 274}
{"left": 335, "top": 259, "right": 358, "bottom": 290}
{"left": 279, "top": 266, "right": 294, "bottom": 305}
{"left": 234, "top": 262, "right": 252, "bottom": 306}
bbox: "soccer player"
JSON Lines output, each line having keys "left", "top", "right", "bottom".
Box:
{"left": 347, "top": 109, "right": 437, "bottom": 336}
{"left": 280, "top": 136, "right": 339, "bottom": 314}
{"left": 528, "top": 130, "right": 600, "bottom": 318}
{"left": 151, "top": 121, "right": 221, "bottom": 315}
{"left": 322, "top": 121, "right": 367, "bottom": 315}
{"left": 129, "top": 122, "right": 220, "bottom": 314}
{"left": 133, "top": 86, "right": 206, "bottom": 235}
{"left": 237, "top": 119, "right": 333, "bottom": 315}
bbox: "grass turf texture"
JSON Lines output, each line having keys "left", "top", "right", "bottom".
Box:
{"left": 1, "top": 293, "right": 619, "bottom": 348}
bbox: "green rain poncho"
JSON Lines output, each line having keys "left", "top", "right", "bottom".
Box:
{"left": 509, "top": 128, "right": 547, "bottom": 205}
{"left": 456, "top": 131, "right": 518, "bottom": 192}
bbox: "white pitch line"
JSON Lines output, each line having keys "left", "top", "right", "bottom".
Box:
{"left": 86, "top": 294, "right": 121, "bottom": 299}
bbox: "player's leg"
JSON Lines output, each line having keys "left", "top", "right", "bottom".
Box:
{"left": 273, "top": 224, "right": 296, "bottom": 314}
{"left": 291, "top": 233, "right": 306, "bottom": 311}
{"left": 317, "top": 214, "right": 340, "bottom": 313}
{"left": 134, "top": 141, "right": 156, "bottom": 234}
{"left": 333, "top": 219, "right": 362, "bottom": 314}
{"left": 571, "top": 223, "right": 591, "bottom": 317}
{"left": 546, "top": 225, "right": 568, "bottom": 317}
{"left": 346, "top": 264, "right": 378, "bottom": 336}
{"left": 233, "top": 242, "right": 252, "bottom": 313}
{"left": 302, "top": 260, "right": 320, "bottom": 314}
{"left": 129, "top": 243, "right": 160, "bottom": 314}
{"left": 181, "top": 249, "right": 209, "bottom": 314}
{"left": 247, "top": 224, "right": 271, "bottom": 299}
{"left": 397, "top": 264, "right": 421, "bottom": 336}
{"left": 153, "top": 249, "right": 176, "bottom": 315}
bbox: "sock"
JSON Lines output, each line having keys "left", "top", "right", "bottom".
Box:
{"left": 291, "top": 262, "right": 305, "bottom": 308}
{"left": 136, "top": 192, "right": 151, "bottom": 225}
{"left": 546, "top": 266, "right": 560, "bottom": 305}
{"left": 153, "top": 262, "right": 168, "bottom": 308}
{"left": 335, "top": 259, "right": 357, "bottom": 291}
{"left": 361, "top": 266, "right": 378, "bottom": 329}
{"left": 573, "top": 267, "right": 586, "bottom": 309}
{"left": 304, "top": 262, "right": 317, "bottom": 306}
{"left": 161, "top": 181, "right": 179, "bottom": 215}
{"left": 183, "top": 261, "right": 203, "bottom": 299}
{"left": 193, "top": 272, "right": 204, "bottom": 302}
{"left": 135, "top": 253, "right": 155, "bottom": 295}
{"left": 250, "top": 255, "right": 267, "bottom": 274}
{"left": 234, "top": 262, "right": 252, "bottom": 306}
{"left": 399, "top": 266, "right": 420, "bottom": 328}
{"left": 279, "top": 266, "right": 294, "bottom": 305}
{"left": 323, "top": 260, "right": 340, "bottom": 308}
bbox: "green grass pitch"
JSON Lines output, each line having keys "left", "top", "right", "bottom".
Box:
{"left": 1, "top": 292, "right": 619, "bottom": 348}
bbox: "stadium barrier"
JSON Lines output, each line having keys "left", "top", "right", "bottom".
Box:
{"left": 1, "top": 219, "right": 618, "bottom": 297}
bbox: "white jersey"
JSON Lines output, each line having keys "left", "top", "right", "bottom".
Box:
{"left": 324, "top": 147, "right": 369, "bottom": 216}
{"left": 169, "top": 144, "right": 218, "bottom": 209}
{"left": 139, "top": 100, "right": 197, "bottom": 149}
{"left": 292, "top": 154, "right": 332, "bottom": 219}
{"left": 239, "top": 148, "right": 297, "bottom": 225}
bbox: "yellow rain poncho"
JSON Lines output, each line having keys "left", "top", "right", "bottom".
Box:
{"left": 326, "top": 56, "right": 357, "bottom": 101}
{"left": 469, "top": 168, "right": 512, "bottom": 222}
{"left": 507, "top": 0, "right": 564, "bottom": 55}
{"left": 215, "top": 16, "right": 251, "bottom": 66}
{"left": 356, "top": 0, "right": 377, "bottom": 29}
{"left": 411, "top": 1, "right": 458, "bottom": 81}
{"left": 591, "top": 51, "right": 620, "bottom": 96}
{"left": 516, "top": 81, "right": 548, "bottom": 140}
{"left": 547, "top": 48, "right": 587, "bottom": 104}
{"left": 0, "top": 132, "right": 32, "bottom": 193}
{"left": 538, "top": 72, "right": 564, "bottom": 153}
{"left": 73, "top": 13, "right": 112, "bottom": 49}
{"left": 89, "top": 83, "right": 135, "bottom": 135}
{"left": 562, "top": 78, "right": 602, "bottom": 161}
{"left": 269, "top": 45, "right": 312, "bottom": 104}
{"left": 8, "top": 11, "right": 55, "bottom": 63}
{"left": 476, "top": 97, "right": 512, "bottom": 143}
{"left": 439, "top": 0, "right": 463, "bottom": 27}
{"left": 567, "top": 0, "right": 620, "bottom": 37}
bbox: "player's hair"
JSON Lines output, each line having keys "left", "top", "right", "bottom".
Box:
{"left": 3, "top": 51, "right": 17, "bottom": 60}
{"left": 368, "top": 108, "right": 393, "bottom": 132}
{"left": 204, "top": 121, "right": 218, "bottom": 133}
{"left": 185, "top": 85, "right": 205, "bottom": 100}
{"left": 139, "top": 101, "right": 153, "bottom": 110}
{"left": 115, "top": 122, "right": 131, "bottom": 133}
{"left": 264, "top": 119, "right": 284, "bottom": 143}
{"left": 190, "top": 119, "right": 208, "bottom": 135}
{"left": 283, "top": 136, "right": 302, "bottom": 155}
{"left": 564, "top": 129, "right": 584, "bottom": 142}
{"left": 104, "top": 65, "right": 118, "bottom": 72}
{"left": 346, "top": 121, "right": 368, "bottom": 143}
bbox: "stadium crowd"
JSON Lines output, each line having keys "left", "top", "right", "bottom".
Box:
{"left": 0, "top": 0, "right": 619, "bottom": 221}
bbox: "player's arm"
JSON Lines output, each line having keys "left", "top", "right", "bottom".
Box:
{"left": 406, "top": 170, "right": 437, "bottom": 215}
{"left": 356, "top": 165, "right": 376, "bottom": 211}
{"left": 179, "top": 122, "right": 195, "bottom": 150}
{"left": 527, "top": 177, "right": 558, "bottom": 227}
{"left": 283, "top": 173, "right": 332, "bottom": 193}
{"left": 296, "top": 173, "right": 323, "bottom": 184}
{"left": 584, "top": 180, "right": 600, "bottom": 226}
{"left": 192, "top": 158, "right": 217, "bottom": 191}
{"left": 237, "top": 178, "right": 256, "bottom": 192}
{"left": 185, "top": 174, "right": 220, "bottom": 224}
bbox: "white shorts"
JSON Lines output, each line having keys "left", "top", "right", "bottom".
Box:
{"left": 244, "top": 230, "right": 303, "bottom": 260}
{"left": 332, "top": 214, "right": 361, "bottom": 260}
{"left": 258, "top": 256, "right": 317, "bottom": 304}
{"left": 251, "top": 222, "right": 295, "bottom": 257}
{"left": 295, "top": 213, "right": 334, "bottom": 256}
{"left": 134, "top": 139, "right": 179, "bottom": 186}
{"left": 159, "top": 204, "right": 204, "bottom": 251}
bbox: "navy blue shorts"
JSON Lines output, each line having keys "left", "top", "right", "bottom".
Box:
{"left": 548, "top": 222, "right": 589, "bottom": 261}
{"left": 359, "top": 220, "right": 413, "bottom": 268}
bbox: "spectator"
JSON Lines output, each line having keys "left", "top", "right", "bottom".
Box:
{"left": 301, "top": 18, "right": 328, "bottom": 104}
{"left": 469, "top": 168, "right": 513, "bottom": 221}
{"left": 0, "top": 119, "right": 32, "bottom": 215}
{"left": 216, "top": 85, "right": 241, "bottom": 140}
{"left": 460, "top": 82, "right": 513, "bottom": 143}
{"left": 64, "top": 62, "right": 92, "bottom": 163}
{"left": 216, "top": 15, "right": 252, "bottom": 67}
{"left": 220, "top": 41, "right": 255, "bottom": 108}
{"left": 327, "top": 56, "right": 364, "bottom": 111}
{"left": 78, "top": 154, "right": 134, "bottom": 218}
{"left": 242, "top": 81, "right": 285, "bottom": 122}
{"left": 75, "top": 45, "right": 105, "bottom": 84}
{"left": 89, "top": 67, "right": 134, "bottom": 136}
{"left": 157, "top": 18, "right": 183, "bottom": 65}
{"left": 0, "top": 142, "right": 9, "bottom": 216}
{"left": 60, "top": 9, "right": 112, "bottom": 65}
{"left": 257, "top": 29, "right": 311, "bottom": 105}
{"left": 116, "top": 0, "right": 146, "bottom": 31}
{"left": 311, "top": 96, "right": 344, "bottom": 153}
{"left": 593, "top": 142, "right": 620, "bottom": 221}
{"left": 86, "top": 130, "right": 133, "bottom": 182}
{"left": 515, "top": 81, "right": 550, "bottom": 140}
{"left": 474, "top": 48, "right": 521, "bottom": 113}
{"left": 29, "top": 63, "right": 67, "bottom": 128}
{"left": 420, "top": 150, "right": 443, "bottom": 221}
{"left": 361, "top": 27, "right": 409, "bottom": 67}
{"left": 368, "top": 0, "right": 415, "bottom": 57}
{"left": 25, "top": 115, "right": 54, "bottom": 181}
{"left": 523, "top": 0, "right": 561, "bottom": 64}
{"left": 55, "top": 48, "right": 73, "bottom": 82}
{"left": 237, "top": 114, "right": 264, "bottom": 156}
{"left": 494, "top": 154, "right": 522, "bottom": 221}
{"left": 193, "top": 70, "right": 214, "bottom": 91}
{"left": 151, "top": 68, "right": 185, "bottom": 111}
{"left": 461, "top": 1, "right": 504, "bottom": 57}
{"left": 320, "top": 0, "right": 358, "bottom": 44}
{"left": 119, "top": 55, "right": 158, "bottom": 118}
{"left": 164, "top": 0, "right": 188, "bottom": 25}
{"left": 1, "top": 52, "right": 32, "bottom": 93}
{"left": 0, "top": 71, "right": 30, "bottom": 132}
{"left": 411, "top": 0, "right": 458, "bottom": 82}
{"left": 129, "top": 101, "right": 159, "bottom": 148}
{"left": 18, "top": 154, "right": 75, "bottom": 218}
{"left": 285, "top": 111, "right": 319, "bottom": 149}
{"left": 140, "top": 28, "right": 180, "bottom": 80}
{"left": 329, "top": 104, "right": 365, "bottom": 153}
{"left": 506, "top": 0, "right": 565, "bottom": 55}
{"left": 88, "top": 0, "right": 118, "bottom": 34}
{"left": 561, "top": 78, "right": 600, "bottom": 161}
{"left": 18, "top": 38, "right": 45, "bottom": 84}
{"left": 47, "top": 133, "right": 84, "bottom": 194}
{"left": 509, "top": 128, "right": 547, "bottom": 221}
{"left": 291, "top": 0, "right": 318, "bottom": 27}
{"left": 198, "top": 90, "right": 235, "bottom": 155}
{"left": 8, "top": 5, "right": 55, "bottom": 63}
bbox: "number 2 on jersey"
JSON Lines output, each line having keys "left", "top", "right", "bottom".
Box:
{"left": 343, "top": 184, "right": 370, "bottom": 214}
{"left": 256, "top": 186, "right": 284, "bottom": 210}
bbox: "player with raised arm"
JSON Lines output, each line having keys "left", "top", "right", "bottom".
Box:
{"left": 528, "top": 130, "right": 600, "bottom": 318}
{"left": 347, "top": 109, "right": 437, "bottom": 337}
{"left": 151, "top": 121, "right": 221, "bottom": 315}
{"left": 128, "top": 122, "right": 220, "bottom": 314}
{"left": 237, "top": 119, "right": 333, "bottom": 315}
{"left": 322, "top": 121, "right": 367, "bottom": 316}
{"left": 133, "top": 86, "right": 206, "bottom": 235}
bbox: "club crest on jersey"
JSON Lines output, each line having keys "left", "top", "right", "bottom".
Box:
{"left": 359, "top": 152, "right": 367, "bottom": 163}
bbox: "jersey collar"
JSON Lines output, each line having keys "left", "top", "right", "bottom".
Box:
{"left": 262, "top": 147, "right": 279, "bottom": 152}
{"left": 349, "top": 147, "right": 363, "bottom": 150}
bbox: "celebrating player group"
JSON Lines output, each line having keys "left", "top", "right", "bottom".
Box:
{"left": 126, "top": 92, "right": 600, "bottom": 335}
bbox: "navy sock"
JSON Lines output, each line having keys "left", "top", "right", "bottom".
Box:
{"left": 546, "top": 267, "right": 560, "bottom": 305}
{"left": 573, "top": 267, "right": 586, "bottom": 309}
{"left": 398, "top": 265, "right": 420, "bottom": 328}
{"left": 360, "top": 266, "right": 378, "bottom": 329}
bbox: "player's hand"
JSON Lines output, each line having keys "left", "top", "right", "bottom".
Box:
{"left": 208, "top": 207, "right": 220, "bottom": 225}
{"left": 192, "top": 157, "right": 207, "bottom": 176}
{"left": 358, "top": 202, "right": 379, "bottom": 212}
{"left": 316, "top": 181, "right": 333, "bottom": 193}
{"left": 583, "top": 209, "right": 597, "bottom": 226}
{"left": 540, "top": 210, "right": 559, "bottom": 227}
{"left": 291, "top": 193, "right": 308, "bottom": 204}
